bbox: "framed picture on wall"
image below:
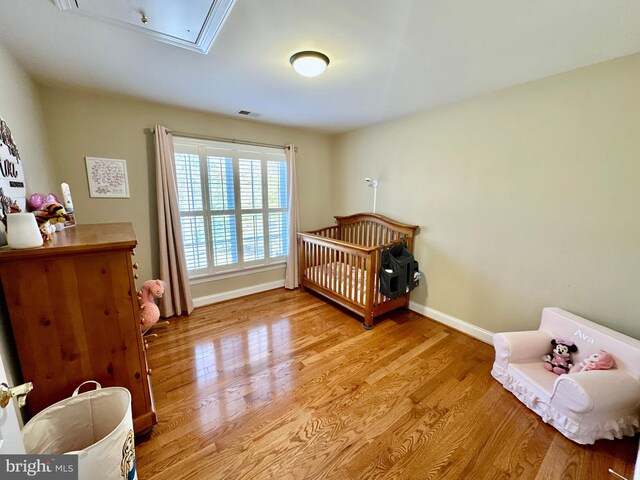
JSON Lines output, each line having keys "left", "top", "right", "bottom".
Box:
{"left": 85, "top": 157, "right": 130, "bottom": 198}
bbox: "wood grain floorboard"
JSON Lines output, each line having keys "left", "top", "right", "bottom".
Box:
{"left": 136, "top": 288, "right": 638, "bottom": 479}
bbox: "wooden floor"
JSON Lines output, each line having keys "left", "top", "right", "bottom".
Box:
{"left": 136, "top": 288, "right": 638, "bottom": 480}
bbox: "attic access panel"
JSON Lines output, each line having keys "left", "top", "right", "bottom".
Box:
{"left": 54, "top": 0, "right": 235, "bottom": 54}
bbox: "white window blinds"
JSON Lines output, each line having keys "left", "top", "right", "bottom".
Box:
{"left": 173, "top": 138, "right": 288, "bottom": 277}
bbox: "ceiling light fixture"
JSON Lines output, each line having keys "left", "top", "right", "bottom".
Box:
{"left": 289, "top": 51, "right": 330, "bottom": 77}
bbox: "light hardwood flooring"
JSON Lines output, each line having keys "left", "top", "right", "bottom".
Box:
{"left": 136, "top": 288, "right": 638, "bottom": 479}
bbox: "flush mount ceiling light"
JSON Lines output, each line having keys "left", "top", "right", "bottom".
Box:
{"left": 289, "top": 51, "right": 330, "bottom": 77}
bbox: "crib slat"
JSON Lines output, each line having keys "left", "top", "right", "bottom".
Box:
{"left": 309, "top": 241, "right": 313, "bottom": 283}
{"left": 335, "top": 250, "right": 340, "bottom": 295}
{"left": 336, "top": 249, "right": 340, "bottom": 293}
{"left": 356, "top": 255, "right": 360, "bottom": 304}
{"left": 313, "top": 243, "right": 318, "bottom": 284}
{"left": 310, "top": 242, "right": 314, "bottom": 283}
{"left": 354, "top": 254, "right": 359, "bottom": 303}
{"left": 317, "top": 245, "right": 321, "bottom": 286}
{"left": 372, "top": 254, "right": 377, "bottom": 305}
{"left": 312, "top": 242, "right": 316, "bottom": 284}
{"left": 304, "top": 241, "right": 309, "bottom": 282}
{"left": 319, "top": 245, "right": 323, "bottom": 287}
{"left": 347, "top": 253, "right": 353, "bottom": 301}
{"left": 341, "top": 251, "right": 346, "bottom": 297}
{"left": 358, "top": 257, "right": 367, "bottom": 305}
{"left": 356, "top": 254, "right": 361, "bottom": 304}
{"left": 344, "top": 252, "right": 350, "bottom": 300}
{"left": 330, "top": 248, "right": 335, "bottom": 292}
{"left": 355, "top": 254, "right": 359, "bottom": 303}
{"left": 354, "top": 255, "right": 360, "bottom": 304}
{"left": 322, "top": 246, "right": 327, "bottom": 288}
{"left": 319, "top": 244, "right": 323, "bottom": 285}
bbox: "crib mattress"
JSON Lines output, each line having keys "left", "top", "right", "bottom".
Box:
{"left": 305, "top": 261, "right": 368, "bottom": 304}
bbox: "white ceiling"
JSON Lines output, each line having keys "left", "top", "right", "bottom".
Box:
{"left": 1, "top": 0, "right": 639, "bottom": 133}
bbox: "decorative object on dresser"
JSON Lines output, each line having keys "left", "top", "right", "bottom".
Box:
{"left": 0, "top": 223, "right": 156, "bottom": 435}
{"left": 4, "top": 212, "right": 42, "bottom": 249}
{"left": 298, "top": 213, "right": 419, "bottom": 329}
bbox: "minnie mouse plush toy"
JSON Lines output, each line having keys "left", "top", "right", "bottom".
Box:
{"left": 541, "top": 339, "right": 578, "bottom": 375}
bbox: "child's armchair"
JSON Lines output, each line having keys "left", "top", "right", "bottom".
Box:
{"left": 492, "top": 307, "right": 640, "bottom": 444}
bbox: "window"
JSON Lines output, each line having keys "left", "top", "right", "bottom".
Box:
{"left": 174, "top": 138, "right": 288, "bottom": 278}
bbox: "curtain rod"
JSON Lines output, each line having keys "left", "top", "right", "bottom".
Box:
{"left": 144, "top": 128, "right": 295, "bottom": 151}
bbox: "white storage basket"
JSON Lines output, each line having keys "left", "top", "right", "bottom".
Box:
{"left": 22, "top": 381, "right": 137, "bottom": 480}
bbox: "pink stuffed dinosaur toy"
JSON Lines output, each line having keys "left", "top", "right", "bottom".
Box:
{"left": 541, "top": 338, "right": 578, "bottom": 375}
{"left": 569, "top": 350, "right": 615, "bottom": 373}
{"left": 139, "top": 279, "right": 165, "bottom": 331}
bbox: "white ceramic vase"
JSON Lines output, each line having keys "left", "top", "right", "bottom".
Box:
{"left": 6, "top": 213, "right": 43, "bottom": 249}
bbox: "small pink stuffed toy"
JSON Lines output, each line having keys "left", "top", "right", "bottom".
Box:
{"left": 542, "top": 339, "right": 578, "bottom": 375}
{"left": 138, "top": 279, "right": 165, "bottom": 331}
{"left": 569, "top": 350, "right": 615, "bottom": 373}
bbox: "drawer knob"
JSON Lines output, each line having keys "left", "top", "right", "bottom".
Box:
{"left": 134, "top": 273, "right": 139, "bottom": 279}
{"left": 147, "top": 368, "right": 152, "bottom": 376}
{"left": 132, "top": 263, "right": 139, "bottom": 269}
{"left": 131, "top": 249, "right": 136, "bottom": 256}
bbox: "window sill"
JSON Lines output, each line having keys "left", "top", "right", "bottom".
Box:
{"left": 189, "top": 262, "right": 286, "bottom": 285}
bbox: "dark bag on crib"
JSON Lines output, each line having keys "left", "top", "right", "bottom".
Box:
{"left": 379, "top": 242, "right": 419, "bottom": 300}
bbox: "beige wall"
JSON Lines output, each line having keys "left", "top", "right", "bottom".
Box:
{"left": 333, "top": 53, "right": 640, "bottom": 339}
{"left": 38, "top": 85, "right": 334, "bottom": 297}
{"left": 0, "top": 43, "right": 56, "bottom": 391}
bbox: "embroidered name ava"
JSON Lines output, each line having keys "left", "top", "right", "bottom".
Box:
{"left": 574, "top": 329, "right": 595, "bottom": 344}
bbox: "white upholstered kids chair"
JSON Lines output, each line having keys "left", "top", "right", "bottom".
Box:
{"left": 491, "top": 307, "right": 640, "bottom": 444}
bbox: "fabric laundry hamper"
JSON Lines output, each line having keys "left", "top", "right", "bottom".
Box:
{"left": 22, "top": 381, "right": 137, "bottom": 480}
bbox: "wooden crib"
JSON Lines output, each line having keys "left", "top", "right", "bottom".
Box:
{"left": 298, "top": 213, "right": 419, "bottom": 329}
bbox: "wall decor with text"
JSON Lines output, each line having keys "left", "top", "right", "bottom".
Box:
{"left": 85, "top": 157, "right": 130, "bottom": 198}
{"left": 0, "top": 115, "right": 26, "bottom": 218}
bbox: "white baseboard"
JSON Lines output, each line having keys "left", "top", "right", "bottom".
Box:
{"left": 408, "top": 301, "right": 494, "bottom": 344}
{"left": 193, "top": 280, "right": 285, "bottom": 308}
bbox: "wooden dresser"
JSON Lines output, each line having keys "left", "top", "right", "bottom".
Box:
{"left": 0, "top": 223, "right": 156, "bottom": 434}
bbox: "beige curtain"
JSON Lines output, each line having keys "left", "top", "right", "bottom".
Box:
{"left": 284, "top": 144, "right": 300, "bottom": 289}
{"left": 154, "top": 125, "right": 194, "bottom": 316}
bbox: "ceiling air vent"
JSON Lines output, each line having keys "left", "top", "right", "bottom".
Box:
{"left": 236, "top": 110, "right": 261, "bottom": 118}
